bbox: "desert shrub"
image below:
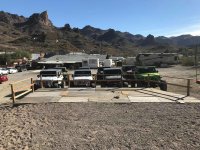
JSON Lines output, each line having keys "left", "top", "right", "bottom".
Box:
{"left": 0, "top": 54, "right": 12, "bottom": 65}
{"left": 11, "top": 50, "right": 31, "bottom": 59}
{"left": 181, "top": 56, "right": 195, "bottom": 66}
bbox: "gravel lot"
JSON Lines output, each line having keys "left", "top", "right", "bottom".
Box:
{"left": 0, "top": 103, "right": 200, "bottom": 149}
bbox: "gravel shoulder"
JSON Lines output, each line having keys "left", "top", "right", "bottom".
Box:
{"left": 1, "top": 103, "right": 200, "bottom": 149}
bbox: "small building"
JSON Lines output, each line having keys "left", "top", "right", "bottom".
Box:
{"left": 31, "top": 54, "right": 41, "bottom": 60}
{"left": 38, "top": 53, "right": 107, "bottom": 69}
{"left": 110, "top": 56, "right": 125, "bottom": 66}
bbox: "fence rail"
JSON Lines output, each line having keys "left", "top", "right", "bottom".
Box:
{"left": 10, "top": 78, "right": 34, "bottom": 105}
{"left": 65, "top": 74, "right": 192, "bottom": 96}
{"left": 32, "top": 73, "right": 193, "bottom": 97}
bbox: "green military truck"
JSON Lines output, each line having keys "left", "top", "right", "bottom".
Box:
{"left": 135, "top": 66, "right": 167, "bottom": 91}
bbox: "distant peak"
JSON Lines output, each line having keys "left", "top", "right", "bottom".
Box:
{"left": 0, "top": 11, "right": 26, "bottom": 24}
{"left": 40, "top": 11, "right": 48, "bottom": 20}
{"left": 82, "top": 25, "right": 96, "bottom": 30}
{"left": 27, "top": 11, "right": 52, "bottom": 27}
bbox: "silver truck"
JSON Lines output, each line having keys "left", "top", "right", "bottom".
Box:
{"left": 71, "top": 69, "right": 95, "bottom": 87}
{"left": 35, "top": 69, "right": 64, "bottom": 88}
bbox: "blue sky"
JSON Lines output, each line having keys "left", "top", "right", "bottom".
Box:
{"left": 1, "top": 0, "right": 200, "bottom": 37}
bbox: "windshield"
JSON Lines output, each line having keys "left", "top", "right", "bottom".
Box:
{"left": 54, "top": 67, "right": 66, "bottom": 72}
{"left": 104, "top": 69, "right": 121, "bottom": 75}
{"left": 122, "top": 66, "right": 135, "bottom": 72}
{"left": 74, "top": 71, "right": 91, "bottom": 77}
{"left": 137, "top": 67, "right": 157, "bottom": 73}
{"left": 40, "top": 71, "right": 57, "bottom": 77}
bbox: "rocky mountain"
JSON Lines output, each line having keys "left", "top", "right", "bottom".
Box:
{"left": 0, "top": 11, "right": 200, "bottom": 56}
{"left": 156, "top": 35, "right": 200, "bottom": 46}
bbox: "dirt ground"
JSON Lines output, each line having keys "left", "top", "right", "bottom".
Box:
{"left": 0, "top": 103, "right": 200, "bottom": 150}
{"left": 158, "top": 65, "right": 200, "bottom": 99}
{"left": 0, "top": 71, "right": 38, "bottom": 103}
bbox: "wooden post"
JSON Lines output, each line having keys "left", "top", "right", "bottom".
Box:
{"left": 147, "top": 74, "right": 150, "bottom": 87}
{"left": 121, "top": 74, "right": 123, "bottom": 87}
{"left": 10, "top": 84, "right": 15, "bottom": 104}
{"left": 187, "top": 79, "right": 191, "bottom": 96}
{"left": 40, "top": 75, "right": 43, "bottom": 88}
{"left": 31, "top": 78, "right": 34, "bottom": 92}
{"left": 95, "top": 74, "right": 97, "bottom": 87}
{"left": 68, "top": 74, "right": 70, "bottom": 88}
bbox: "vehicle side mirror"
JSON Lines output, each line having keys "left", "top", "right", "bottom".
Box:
{"left": 37, "top": 75, "right": 40, "bottom": 78}
{"left": 72, "top": 74, "right": 74, "bottom": 78}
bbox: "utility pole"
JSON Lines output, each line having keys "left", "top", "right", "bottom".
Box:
{"left": 195, "top": 45, "right": 198, "bottom": 82}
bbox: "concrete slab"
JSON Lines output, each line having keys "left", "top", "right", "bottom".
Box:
{"left": 66, "top": 88, "right": 95, "bottom": 97}
{"left": 26, "top": 91, "right": 62, "bottom": 98}
{"left": 16, "top": 87, "right": 200, "bottom": 104}
{"left": 16, "top": 97, "right": 60, "bottom": 103}
{"left": 60, "top": 91, "right": 69, "bottom": 97}
{"left": 58, "top": 97, "right": 88, "bottom": 102}
{"left": 88, "top": 91, "right": 130, "bottom": 103}
{"left": 68, "top": 88, "right": 95, "bottom": 91}
{"left": 183, "top": 97, "right": 200, "bottom": 103}
{"left": 128, "top": 96, "right": 174, "bottom": 102}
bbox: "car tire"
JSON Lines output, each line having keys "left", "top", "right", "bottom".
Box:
{"left": 53, "top": 83, "right": 59, "bottom": 88}
{"left": 123, "top": 82, "right": 129, "bottom": 87}
{"left": 61, "top": 81, "right": 65, "bottom": 88}
{"left": 131, "top": 82, "right": 136, "bottom": 88}
{"left": 160, "top": 80, "right": 167, "bottom": 91}
{"left": 70, "top": 82, "right": 74, "bottom": 88}
{"left": 91, "top": 83, "right": 96, "bottom": 88}
{"left": 101, "top": 84, "right": 106, "bottom": 88}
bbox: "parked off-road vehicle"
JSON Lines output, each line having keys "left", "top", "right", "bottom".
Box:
{"left": 135, "top": 66, "right": 167, "bottom": 91}
{"left": 122, "top": 65, "right": 136, "bottom": 87}
{"left": 101, "top": 68, "right": 128, "bottom": 87}
{"left": 71, "top": 69, "right": 95, "bottom": 87}
{"left": 15, "top": 64, "right": 27, "bottom": 72}
{"left": 97, "top": 67, "right": 110, "bottom": 80}
{"left": 54, "top": 67, "right": 68, "bottom": 81}
{"left": 35, "top": 69, "right": 64, "bottom": 88}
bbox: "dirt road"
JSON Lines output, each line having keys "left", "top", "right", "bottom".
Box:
{"left": 0, "top": 103, "right": 200, "bottom": 149}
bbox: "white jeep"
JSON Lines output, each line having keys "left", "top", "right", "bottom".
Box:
{"left": 72, "top": 69, "right": 95, "bottom": 87}
{"left": 35, "top": 69, "right": 64, "bottom": 88}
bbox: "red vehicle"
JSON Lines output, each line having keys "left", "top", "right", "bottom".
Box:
{"left": 0, "top": 75, "right": 8, "bottom": 84}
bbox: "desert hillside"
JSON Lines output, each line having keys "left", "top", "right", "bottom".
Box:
{"left": 0, "top": 11, "right": 200, "bottom": 56}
